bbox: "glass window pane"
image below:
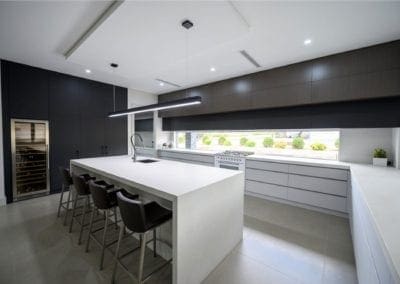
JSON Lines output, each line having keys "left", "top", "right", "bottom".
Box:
{"left": 173, "top": 130, "right": 340, "bottom": 160}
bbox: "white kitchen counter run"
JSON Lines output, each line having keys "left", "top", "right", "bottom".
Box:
{"left": 71, "top": 155, "right": 240, "bottom": 200}
{"left": 159, "top": 148, "right": 351, "bottom": 169}
{"left": 351, "top": 165, "right": 400, "bottom": 282}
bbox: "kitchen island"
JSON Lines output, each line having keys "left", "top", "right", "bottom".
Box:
{"left": 70, "top": 155, "right": 244, "bottom": 284}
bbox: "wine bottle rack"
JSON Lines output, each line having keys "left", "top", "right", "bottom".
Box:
{"left": 11, "top": 119, "right": 49, "bottom": 201}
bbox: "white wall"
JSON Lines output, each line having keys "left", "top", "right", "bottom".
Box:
{"left": 339, "top": 128, "right": 393, "bottom": 164}
{"left": 0, "top": 61, "right": 6, "bottom": 205}
{"left": 392, "top": 128, "right": 400, "bottom": 169}
{"left": 135, "top": 131, "right": 153, "bottom": 148}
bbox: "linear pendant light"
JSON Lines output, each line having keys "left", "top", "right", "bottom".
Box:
{"left": 108, "top": 96, "right": 202, "bottom": 118}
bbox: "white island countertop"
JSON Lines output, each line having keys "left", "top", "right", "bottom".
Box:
{"left": 71, "top": 155, "right": 241, "bottom": 201}
{"left": 71, "top": 155, "right": 244, "bottom": 284}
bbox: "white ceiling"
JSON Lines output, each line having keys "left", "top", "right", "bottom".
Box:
{"left": 1, "top": 1, "right": 400, "bottom": 95}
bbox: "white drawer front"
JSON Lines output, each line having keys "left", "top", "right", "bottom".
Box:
{"left": 288, "top": 174, "right": 347, "bottom": 196}
{"left": 287, "top": 188, "right": 347, "bottom": 212}
{"left": 246, "top": 169, "right": 288, "bottom": 186}
{"left": 289, "top": 164, "right": 348, "bottom": 181}
{"left": 246, "top": 160, "right": 289, "bottom": 173}
{"left": 159, "top": 151, "right": 214, "bottom": 164}
{"left": 245, "top": 180, "right": 287, "bottom": 199}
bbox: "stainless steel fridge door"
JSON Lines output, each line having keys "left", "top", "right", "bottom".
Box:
{"left": 11, "top": 119, "right": 50, "bottom": 201}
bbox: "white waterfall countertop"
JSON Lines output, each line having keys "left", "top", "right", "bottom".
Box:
{"left": 351, "top": 164, "right": 400, "bottom": 282}
{"left": 71, "top": 155, "right": 244, "bottom": 284}
{"left": 71, "top": 155, "right": 241, "bottom": 200}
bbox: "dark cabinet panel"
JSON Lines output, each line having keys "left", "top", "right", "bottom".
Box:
{"left": 7, "top": 62, "right": 49, "bottom": 119}
{"left": 48, "top": 73, "right": 81, "bottom": 192}
{"left": 253, "top": 63, "right": 313, "bottom": 91}
{"left": 362, "top": 69, "right": 400, "bottom": 99}
{"left": 79, "top": 80, "right": 111, "bottom": 118}
{"left": 251, "top": 83, "right": 311, "bottom": 109}
{"left": 49, "top": 118, "right": 80, "bottom": 192}
{"left": 104, "top": 87, "right": 127, "bottom": 156}
{"left": 79, "top": 117, "right": 105, "bottom": 158}
{"left": 311, "top": 77, "right": 350, "bottom": 104}
{"left": 311, "top": 68, "right": 400, "bottom": 104}
{"left": 49, "top": 73, "right": 80, "bottom": 119}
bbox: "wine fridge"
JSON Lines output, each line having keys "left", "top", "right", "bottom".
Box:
{"left": 11, "top": 119, "right": 49, "bottom": 201}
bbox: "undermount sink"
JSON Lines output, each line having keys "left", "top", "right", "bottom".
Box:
{"left": 137, "top": 159, "right": 159, "bottom": 163}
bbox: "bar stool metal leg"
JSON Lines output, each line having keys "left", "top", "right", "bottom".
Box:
{"left": 153, "top": 229, "right": 157, "bottom": 257}
{"left": 85, "top": 205, "right": 96, "bottom": 253}
{"left": 69, "top": 191, "right": 79, "bottom": 233}
{"left": 138, "top": 233, "right": 147, "bottom": 284}
{"left": 112, "top": 225, "right": 125, "bottom": 284}
{"left": 57, "top": 183, "right": 65, "bottom": 217}
{"left": 99, "top": 209, "right": 110, "bottom": 270}
{"left": 113, "top": 207, "right": 118, "bottom": 230}
{"left": 78, "top": 196, "right": 90, "bottom": 245}
{"left": 63, "top": 186, "right": 72, "bottom": 226}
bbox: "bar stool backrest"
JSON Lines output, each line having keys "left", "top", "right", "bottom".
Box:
{"left": 59, "top": 167, "right": 72, "bottom": 187}
{"left": 72, "top": 173, "right": 90, "bottom": 195}
{"left": 117, "top": 192, "right": 147, "bottom": 233}
{"left": 89, "top": 180, "right": 112, "bottom": 210}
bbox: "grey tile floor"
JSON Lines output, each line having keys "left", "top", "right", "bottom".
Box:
{"left": 0, "top": 194, "right": 357, "bottom": 284}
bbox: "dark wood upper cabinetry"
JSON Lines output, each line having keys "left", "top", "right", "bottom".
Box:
{"left": 159, "top": 40, "right": 400, "bottom": 118}
{"left": 1, "top": 60, "right": 128, "bottom": 200}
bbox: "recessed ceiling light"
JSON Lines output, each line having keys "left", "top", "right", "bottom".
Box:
{"left": 85, "top": 69, "right": 91, "bottom": 74}
{"left": 159, "top": 82, "right": 164, "bottom": 86}
{"left": 303, "top": 39, "right": 312, "bottom": 46}
{"left": 210, "top": 67, "right": 216, "bottom": 72}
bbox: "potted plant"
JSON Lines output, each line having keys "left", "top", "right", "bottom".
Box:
{"left": 373, "top": 148, "right": 388, "bottom": 167}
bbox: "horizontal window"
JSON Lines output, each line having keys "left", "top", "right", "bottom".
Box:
{"left": 175, "top": 130, "right": 340, "bottom": 160}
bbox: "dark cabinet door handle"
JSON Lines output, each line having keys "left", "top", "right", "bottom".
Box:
{"left": 75, "top": 150, "right": 80, "bottom": 158}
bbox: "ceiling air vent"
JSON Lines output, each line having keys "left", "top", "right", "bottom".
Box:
{"left": 155, "top": 78, "right": 181, "bottom": 88}
{"left": 239, "top": 50, "right": 261, "bottom": 68}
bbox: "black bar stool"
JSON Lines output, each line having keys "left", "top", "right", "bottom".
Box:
{"left": 57, "top": 167, "right": 73, "bottom": 225}
{"left": 86, "top": 180, "right": 139, "bottom": 270}
{"left": 112, "top": 192, "right": 172, "bottom": 284}
{"left": 69, "top": 173, "right": 99, "bottom": 244}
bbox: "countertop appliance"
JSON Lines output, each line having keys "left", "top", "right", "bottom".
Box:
{"left": 214, "top": 151, "right": 254, "bottom": 171}
{"left": 11, "top": 119, "right": 49, "bottom": 201}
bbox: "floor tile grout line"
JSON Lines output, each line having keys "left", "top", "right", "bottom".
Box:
{"left": 236, "top": 249, "right": 303, "bottom": 283}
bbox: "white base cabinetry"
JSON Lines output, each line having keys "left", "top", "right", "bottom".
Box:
{"left": 245, "top": 157, "right": 350, "bottom": 215}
